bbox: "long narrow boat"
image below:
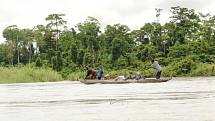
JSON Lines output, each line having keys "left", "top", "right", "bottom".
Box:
{"left": 80, "top": 78, "right": 171, "bottom": 84}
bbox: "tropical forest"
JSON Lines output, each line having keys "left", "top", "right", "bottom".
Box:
{"left": 1, "top": 6, "right": 215, "bottom": 83}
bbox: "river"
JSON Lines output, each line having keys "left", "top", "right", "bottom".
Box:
{"left": 0, "top": 77, "right": 215, "bottom": 121}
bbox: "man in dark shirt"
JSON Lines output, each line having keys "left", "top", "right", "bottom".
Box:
{"left": 85, "top": 66, "right": 97, "bottom": 79}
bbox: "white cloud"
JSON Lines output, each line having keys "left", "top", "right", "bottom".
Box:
{"left": 1, "top": 0, "right": 215, "bottom": 43}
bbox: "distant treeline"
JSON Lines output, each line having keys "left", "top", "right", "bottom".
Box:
{"left": 1, "top": 6, "right": 215, "bottom": 79}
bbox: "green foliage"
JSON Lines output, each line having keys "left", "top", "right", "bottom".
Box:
{"left": 0, "top": 66, "right": 63, "bottom": 84}
{"left": 60, "top": 62, "right": 78, "bottom": 78}
{"left": 136, "top": 44, "right": 157, "bottom": 61}
{"left": 164, "top": 58, "right": 196, "bottom": 76}
{"left": 35, "top": 56, "right": 43, "bottom": 67}
{"left": 190, "top": 54, "right": 215, "bottom": 63}
{"left": 168, "top": 42, "right": 190, "bottom": 58}
{"left": 67, "top": 71, "right": 85, "bottom": 81}
{"left": 191, "top": 63, "right": 215, "bottom": 76}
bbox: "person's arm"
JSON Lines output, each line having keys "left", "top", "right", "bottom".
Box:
{"left": 145, "top": 65, "right": 152, "bottom": 70}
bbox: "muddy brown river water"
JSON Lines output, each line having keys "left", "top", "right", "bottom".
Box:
{"left": 0, "top": 77, "right": 215, "bottom": 121}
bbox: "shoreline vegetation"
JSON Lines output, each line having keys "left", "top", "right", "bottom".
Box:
{"left": 1, "top": 63, "right": 215, "bottom": 84}
{"left": 1, "top": 6, "right": 215, "bottom": 84}
{"left": 0, "top": 66, "right": 63, "bottom": 84}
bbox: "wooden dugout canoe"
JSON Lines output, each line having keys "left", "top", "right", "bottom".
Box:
{"left": 80, "top": 78, "right": 171, "bottom": 84}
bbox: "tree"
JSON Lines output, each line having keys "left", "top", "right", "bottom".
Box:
{"left": 170, "top": 6, "right": 200, "bottom": 44}
{"left": 77, "top": 16, "right": 101, "bottom": 66}
{"left": 19, "top": 29, "right": 34, "bottom": 64}
{"left": 3, "top": 25, "right": 20, "bottom": 64}
{"left": 32, "top": 25, "right": 46, "bottom": 54}
{"left": 46, "top": 14, "right": 67, "bottom": 50}
{"left": 103, "top": 24, "right": 134, "bottom": 66}
{"left": 198, "top": 13, "right": 215, "bottom": 43}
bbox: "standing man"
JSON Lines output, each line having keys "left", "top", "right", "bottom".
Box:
{"left": 151, "top": 59, "right": 162, "bottom": 79}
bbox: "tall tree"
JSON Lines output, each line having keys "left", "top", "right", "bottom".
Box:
{"left": 77, "top": 16, "right": 101, "bottom": 66}
{"left": 45, "top": 14, "right": 67, "bottom": 70}
{"left": 46, "top": 14, "right": 67, "bottom": 51}
{"left": 103, "top": 24, "right": 134, "bottom": 66}
{"left": 170, "top": 6, "right": 200, "bottom": 44}
{"left": 3, "top": 25, "right": 20, "bottom": 64}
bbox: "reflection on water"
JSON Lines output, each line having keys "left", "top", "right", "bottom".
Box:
{"left": 0, "top": 77, "right": 215, "bottom": 121}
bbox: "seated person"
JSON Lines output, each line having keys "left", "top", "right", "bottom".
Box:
{"left": 126, "top": 72, "right": 145, "bottom": 80}
{"left": 135, "top": 72, "right": 145, "bottom": 80}
{"left": 114, "top": 75, "right": 126, "bottom": 81}
{"left": 126, "top": 72, "right": 136, "bottom": 80}
{"left": 85, "top": 66, "right": 97, "bottom": 79}
{"left": 104, "top": 74, "right": 110, "bottom": 80}
{"left": 97, "top": 66, "right": 104, "bottom": 80}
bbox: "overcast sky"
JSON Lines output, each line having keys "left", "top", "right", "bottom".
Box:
{"left": 1, "top": 0, "right": 215, "bottom": 43}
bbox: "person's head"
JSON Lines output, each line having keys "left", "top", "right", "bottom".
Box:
{"left": 99, "top": 65, "right": 102, "bottom": 69}
{"left": 151, "top": 59, "right": 155, "bottom": 63}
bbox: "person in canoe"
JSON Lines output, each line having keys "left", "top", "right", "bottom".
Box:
{"left": 126, "top": 71, "right": 145, "bottom": 80}
{"left": 97, "top": 65, "right": 104, "bottom": 80}
{"left": 151, "top": 59, "right": 162, "bottom": 79}
{"left": 104, "top": 74, "right": 110, "bottom": 80}
{"left": 135, "top": 71, "right": 145, "bottom": 80}
{"left": 126, "top": 72, "right": 136, "bottom": 80}
{"left": 114, "top": 75, "right": 126, "bottom": 81}
{"left": 85, "top": 66, "right": 97, "bottom": 79}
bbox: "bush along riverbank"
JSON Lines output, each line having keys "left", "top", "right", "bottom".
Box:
{"left": 0, "top": 65, "right": 63, "bottom": 84}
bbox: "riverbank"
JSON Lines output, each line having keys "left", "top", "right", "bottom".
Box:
{"left": 1, "top": 63, "right": 215, "bottom": 84}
